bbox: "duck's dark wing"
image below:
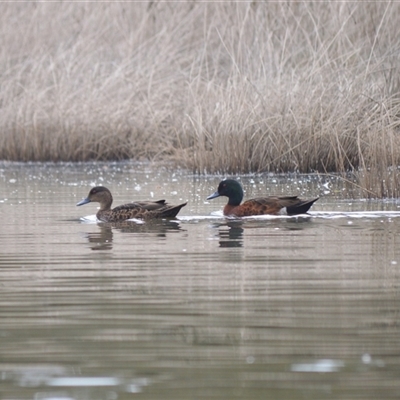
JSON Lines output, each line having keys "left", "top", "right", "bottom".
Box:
{"left": 281, "top": 197, "right": 319, "bottom": 215}
{"left": 112, "top": 200, "right": 167, "bottom": 212}
{"left": 134, "top": 200, "right": 168, "bottom": 210}
{"left": 149, "top": 202, "right": 187, "bottom": 219}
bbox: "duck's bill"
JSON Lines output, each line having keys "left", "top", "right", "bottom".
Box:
{"left": 206, "top": 191, "right": 220, "bottom": 200}
{"left": 76, "top": 197, "right": 91, "bottom": 206}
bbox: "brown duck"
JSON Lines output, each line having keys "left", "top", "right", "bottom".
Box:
{"left": 77, "top": 186, "right": 187, "bottom": 222}
{"left": 207, "top": 179, "right": 318, "bottom": 217}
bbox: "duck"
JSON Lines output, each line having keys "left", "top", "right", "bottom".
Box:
{"left": 77, "top": 186, "right": 187, "bottom": 222}
{"left": 207, "top": 179, "right": 318, "bottom": 217}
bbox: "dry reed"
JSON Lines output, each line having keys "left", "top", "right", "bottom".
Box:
{"left": 0, "top": 2, "right": 400, "bottom": 197}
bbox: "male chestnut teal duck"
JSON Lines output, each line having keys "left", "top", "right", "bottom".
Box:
{"left": 77, "top": 186, "right": 187, "bottom": 222}
{"left": 207, "top": 179, "right": 318, "bottom": 217}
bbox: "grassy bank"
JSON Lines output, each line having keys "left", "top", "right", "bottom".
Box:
{"left": 0, "top": 2, "right": 400, "bottom": 197}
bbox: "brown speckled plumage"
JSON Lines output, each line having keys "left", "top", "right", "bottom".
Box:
{"left": 77, "top": 186, "right": 186, "bottom": 222}
{"left": 207, "top": 179, "right": 318, "bottom": 217}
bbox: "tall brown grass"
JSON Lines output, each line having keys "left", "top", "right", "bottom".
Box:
{"left": 0, "top": 2, "right": 400, "bottom": 197}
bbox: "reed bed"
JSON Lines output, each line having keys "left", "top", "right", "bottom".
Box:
{"left": 0, "top": 1, "right": 400, "bottom": 197}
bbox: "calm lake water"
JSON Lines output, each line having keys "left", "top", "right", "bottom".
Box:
{"left": 1, "top": 162, "right": 400, "bottom": 400}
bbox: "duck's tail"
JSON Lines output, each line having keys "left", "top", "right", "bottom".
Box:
{"left": 287, "top": 198, "right": 319, "bottom": 215}
{"left": 159, "top": 202, "right": 187, "bottom": 218}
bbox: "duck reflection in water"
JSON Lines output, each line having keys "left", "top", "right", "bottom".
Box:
{"left": 86, "top": 224, "right": 114, "bottom": 251}
{"left": 211, "top": 217, "right": 315, "bottom": 249}
{"left": 84, "top": 220, "right": 184, "bottom": 251}
{"left": 212, "top": 221, "right": 245, "bottom": 248}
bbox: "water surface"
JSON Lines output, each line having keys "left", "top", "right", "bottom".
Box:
{"left": 1, "top": 162, "right": 400, "bottom": 400}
